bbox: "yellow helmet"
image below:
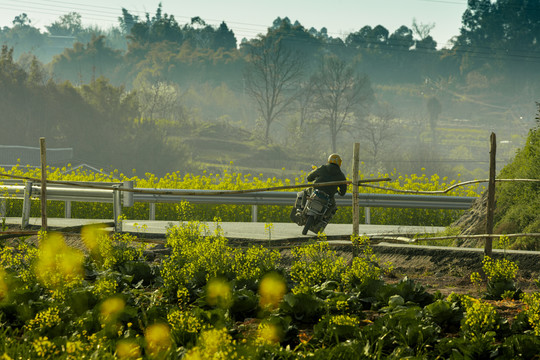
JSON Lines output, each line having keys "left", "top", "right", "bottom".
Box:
{"left": 327, "top": 153, "right": 342, "bottom": 167}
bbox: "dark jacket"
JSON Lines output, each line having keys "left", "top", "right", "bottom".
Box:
{"left": 307, "top": 163, "right": 347, "bottom": 197}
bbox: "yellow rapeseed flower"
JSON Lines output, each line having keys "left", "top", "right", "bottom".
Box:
{"left": 206, "top": 278, "right": 232, "bottom": 309}
{"left": 145, "top": 323, "right": 172, "bottom": 357}
{"left": 100, "top": 297, "right": 125, "bottom": 324}
{"left": 65, "top": 340, "right": 84, "bottom": 354}
{"left": 258, "top": 272, "right": 286, "bottom": 310}
{"left": 35, "top": 232, "right": 84, "bottom": 289}
{"left": 256, "top": 323, "right": 281, "bottom": 345}
{"left": 116, "top": 340, "right": 141, "bottom": 359}
{"left": 0, "top": 267, "right": 8, "bottom": 301}
{"left": 81, "top": 224, "right": 108, "bottom": 252}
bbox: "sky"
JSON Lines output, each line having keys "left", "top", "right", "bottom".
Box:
{"left": 0, "top": 0, "right": 469, "bottom": 48}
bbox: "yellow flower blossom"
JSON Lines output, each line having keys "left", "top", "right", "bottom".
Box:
{"left": 145, "top": 323, "right": 172, "bottom": 357}
{"left": 258, "top": 272, "right": 286, "bottom": 310}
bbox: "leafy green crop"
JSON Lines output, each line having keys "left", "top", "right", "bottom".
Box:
{"left": 0, "top": 222, "right": 539, "bottom": 359}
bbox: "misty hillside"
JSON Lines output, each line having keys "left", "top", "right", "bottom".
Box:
{"left": 0, "top": 2, "right": 538, "bottom": 179}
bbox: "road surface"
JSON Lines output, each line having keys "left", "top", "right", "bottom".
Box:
{"left": 3, "top": 217, "right": 445, "bottom": 240}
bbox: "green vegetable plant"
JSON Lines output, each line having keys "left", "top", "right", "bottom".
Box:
{"left": 313, "top": 314, "right": 361, "bottom": 346}
{"left": 520, "top": 292, "right": 540, "bottom": 336}
{"left": 470, "top": 254, "right": 520, "bottom": 300}
{"left": 2, "top": 214, "right": 540, "bottom": 358}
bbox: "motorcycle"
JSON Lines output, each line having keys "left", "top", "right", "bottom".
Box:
{"left": 290, "top": 188, "right": 337, "bottom": 235}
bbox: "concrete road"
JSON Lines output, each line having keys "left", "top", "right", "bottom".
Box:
{"left": 123, "top": 220, "right": 446, "bottom": 240}
{"left": 3, "top": 217, "right": 446, "bottom": 240}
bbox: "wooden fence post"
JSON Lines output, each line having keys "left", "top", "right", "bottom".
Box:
{"left": 352, "top": 143, "right": 360, "bottom": 236}
{"left": 485, "top": 132, "right": 496, "bottom": 257}
{"left": 40, "top": 137, "right": 47, "bottom": 231}
{"left": 21, "top": 181, "right": 32, "bottom": 229}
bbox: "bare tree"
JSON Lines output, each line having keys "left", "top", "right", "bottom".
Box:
{"left": 357, "top": 102, "right": 397, "bottom": 170}
{"left": 135, "top": 80, "right": 186, "bottom": 123}
{"left": 311, "top": 55, "right": 374, "bottom": 152}
{"left": 296, "top": 80, "right": 316, "bottom": 128}
{"left": 244, "top": 36, "right": 304, "bottom": 143}
{"left": 427, "top": 96, "right": 442, "bottom": 145}
{"left": 411, "top": 18, "right": 435, "bottom": 40}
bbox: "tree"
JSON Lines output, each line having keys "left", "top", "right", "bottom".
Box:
{"left": 49, "top": 35, "right": 123, "bottom": 84}
{"left": 426, "top": 96, "right": 442, "bottom": 144}
{"left": 0, "top": 14, "right": 45, "bottom": 60}
{"left": 412, "top": 18, "right": 437, "bottom": 51}
{"left": 388, "top": 26, "right": 414, "bottom": 50}
{"left": 454, "top": 0, "right": 540, "bottom": 80}
{"left": 126, "top": 4, "right": 183, "bottom": 48}
{"left": 0, "top": 46, "right": 26, "bottom": 84}
{"left": 46, "top": 12, "right": 83, "bottom": 36}
{"left": 357, "top": 102, "right": 397, "bottom": 170}
{"left": 118, "top": 8, "right": 139, "bottom": 35}
{"left": 415, "top": 35, "right": 437, "bottom": 51}
{"left": 12, "top": 13, "right": 31, "bottom": 27}
{"left": 411, "top": 18, "right": 435, "bottom": 41}
{"left": 311, "top": 55, "right": 374, "bottom": 152}
{"left": 295, "top": 81, "right": 317, "bottom": 129}
{"left": 213, "top": 22, "right": 237, "bottom": 50}
{"left": 0, "top": 46, "right": 28, "bottom": 143}
{"left": 345, "top": 25, "right": 389, "bottom": 49}
{"left": 243, "top": 34, "right": 304, "bottom": 143}
{"left": 135, "top": 80, "right": 186, "bottom": 122}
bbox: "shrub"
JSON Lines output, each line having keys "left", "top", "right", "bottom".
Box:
{"left": 289, "top": 240, "right": 346, "bottom": 292}
{"left": 471, "top": 255, "right": 520, "bottom": 299}
{"left": 495, "top": 106, "right": 540, "bottom": 245}
{"left": 520, "top": 292, "right": 540, "bottom": 336}
{"left": 161, "top": 221, "right": 281, "bottom": 297}
{"left": 313, "top": 314, "right": 361, "bottom": 345}
{"left": 460, "top": 295, "right": 501, "bottom": 340}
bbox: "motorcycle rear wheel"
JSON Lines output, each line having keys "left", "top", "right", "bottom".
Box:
{"left": 302, "top": 216, "right": 314, "bottom": 235}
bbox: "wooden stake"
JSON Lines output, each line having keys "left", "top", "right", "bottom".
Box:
{"left": 352, "top": 143, "right": 360, "bottom": 236}
{"left": 485, "top": 132, "right": 496, "bottom": 257}
{"left": 40, "top": 137, "right": 47, "bottom": 231}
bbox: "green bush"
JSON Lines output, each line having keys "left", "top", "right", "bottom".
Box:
{"left": 161, "top": 221, "right": 280, "bottom": 297}
{"left": 495, "top": 104, "right": 540, "bottom": 248}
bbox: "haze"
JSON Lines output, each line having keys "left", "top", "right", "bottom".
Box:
{"left": 0, "top": 0, "right": 537, "bottom": 181}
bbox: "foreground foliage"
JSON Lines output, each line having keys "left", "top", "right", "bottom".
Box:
{"left": 0, "top": 223, "right": 539, "bottom": 359}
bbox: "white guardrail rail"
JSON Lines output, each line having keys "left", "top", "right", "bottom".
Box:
{"left": 0, "top": 180, "right": 477, "bottom": 231}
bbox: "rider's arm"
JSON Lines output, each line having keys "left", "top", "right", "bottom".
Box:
{"left": 337, "top": 172, "right": 347, "bottom": 196}
{"left": 307, "top": 167, "right": 321, "bottom": 182}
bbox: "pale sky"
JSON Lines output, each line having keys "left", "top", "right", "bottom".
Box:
{"left": 0, "top": 0, "right": 468, "bottom": 48}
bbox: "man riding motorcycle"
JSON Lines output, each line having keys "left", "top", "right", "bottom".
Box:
{"left": 290, "top": 153, "right": 347, "bottom": 233}
{"left": 307, "top": 153, "right": 347, "bottom": 213}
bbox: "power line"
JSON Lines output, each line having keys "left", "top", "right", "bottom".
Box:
{"left": 1, "top": 0, "right": 271, "bottom": 39}
{"left": 2, "top": 0, "right": 540, "bottom": 64}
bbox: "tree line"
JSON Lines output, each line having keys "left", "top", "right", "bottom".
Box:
{"left": 0, "top": 1, "right": 539, "bottom": 175}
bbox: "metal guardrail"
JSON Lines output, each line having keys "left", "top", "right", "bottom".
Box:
{"left": 0, "top": 181, "right": 477, "bottom": 229}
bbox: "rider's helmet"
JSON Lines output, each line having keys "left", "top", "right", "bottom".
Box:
{"left": 327, "top": 153, "right": 342, "bottom": 167}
